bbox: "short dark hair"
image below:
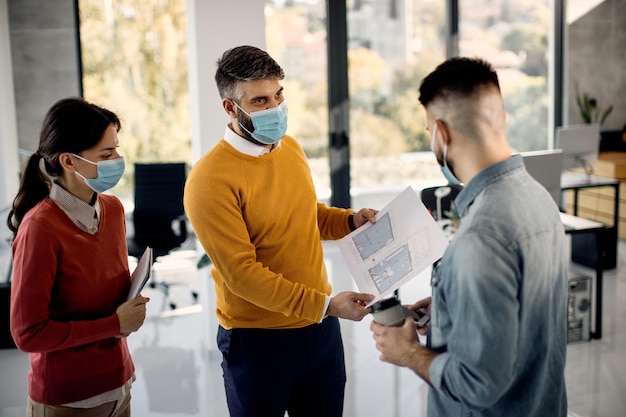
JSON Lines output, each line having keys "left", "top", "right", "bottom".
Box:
{"left": 418, "top": 57, "right": 500, "bottom": 107}
{"left": 215, "top": 45, "right": 285, "bottom": 101}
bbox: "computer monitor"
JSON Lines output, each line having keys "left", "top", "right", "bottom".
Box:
{"left": 520, "top": 149, "right": 563, "bottom": 206}
{"left": 556, "top": 124, "right": 601, "bottom": 175}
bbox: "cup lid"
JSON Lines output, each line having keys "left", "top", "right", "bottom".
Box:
{"left": 370, "top": 296, "right": 400, "bottom": 313}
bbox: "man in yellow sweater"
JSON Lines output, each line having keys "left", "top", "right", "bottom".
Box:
{"left": 184, "top": 45, "right": 377, "bottom": 417}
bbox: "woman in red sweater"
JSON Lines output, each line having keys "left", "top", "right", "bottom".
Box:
{"left": 7, "top": 97, "right": 149, "bottom": 417}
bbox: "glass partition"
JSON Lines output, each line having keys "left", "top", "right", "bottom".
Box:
{"left": 266, "top": 0, "right": 448, "bottom": 207}
{"left": 78, "top": 0, "right": 192, "bottom": 201}
{"left": 459, "top": 0, "right": 552, "bottom": 152}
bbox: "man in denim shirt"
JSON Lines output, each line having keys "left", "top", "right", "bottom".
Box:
{"left": 371, "top": 57, "right": 569, "bottom": 416}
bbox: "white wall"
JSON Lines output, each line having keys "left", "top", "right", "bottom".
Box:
{"left": 0, "top": 0, "right": 19, "bottom": 209}
{"left": 184, "top": 0, "right": 266, "bottom": 350}
{"left": 185, "top": 0, "right": 266, "bottom": 162}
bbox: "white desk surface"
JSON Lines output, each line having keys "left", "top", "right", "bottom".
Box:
{"left": 560, "top": 171, "right": 619, "bottom": 188}
{"left": 560, "top": 212, "right": 605, "bottom": 231}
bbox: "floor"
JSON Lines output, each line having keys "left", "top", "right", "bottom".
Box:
{"left": 1, "top": 210, "right": 626, "bottom": 416}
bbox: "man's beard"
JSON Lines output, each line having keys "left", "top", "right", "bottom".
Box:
{"left": 435, "top": 149, "right": 445, "bottom": 167}
{"left": 435, "top": 145, "right": 459, "bottom": 178}
{"left": 433, "top": 142, "right": 446, "bottom": 168}
{"left": 236, "top": 109, "right": 266, "bottom": 146}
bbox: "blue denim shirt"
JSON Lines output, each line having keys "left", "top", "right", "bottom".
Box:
{"left": 427, "top": 155, "right": 569, "bottom": 417}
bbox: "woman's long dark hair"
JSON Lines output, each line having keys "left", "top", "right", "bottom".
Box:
{"left": 6, "top": 97, "right": 121, "bottom": 239}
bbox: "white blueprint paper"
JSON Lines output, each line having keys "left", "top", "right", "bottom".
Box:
{"left": 337, "top": 186, "right": 449, "bottom": 307}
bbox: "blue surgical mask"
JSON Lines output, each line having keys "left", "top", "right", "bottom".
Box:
{"left": 431, "top": 124, "right": 463, "bottom": 186}
{"left": 72, "top": 153, "right": 125, "bottom": 193}
{"left": 235, "top": 101, "right": 288, "bottom": 144}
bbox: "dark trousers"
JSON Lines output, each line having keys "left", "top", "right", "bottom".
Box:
{"left": 217, "top": 316, "right": 346, "bottom": 417}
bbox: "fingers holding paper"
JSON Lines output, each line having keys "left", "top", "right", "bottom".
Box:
{"left": 327, "top": 291, "right": 375, "bottom": 321}
{"left": 116, "top": 295, "right": 150, "bottom": 336}
{"left": 352, "top": 208, "right": 378, "bottom": 229}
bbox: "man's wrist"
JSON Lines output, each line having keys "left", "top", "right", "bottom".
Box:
{"left": 407, "top": 344, "right": 437, "bottom": 385}
{"left": 348, "top": 213, "right": 356, "bottom": 231}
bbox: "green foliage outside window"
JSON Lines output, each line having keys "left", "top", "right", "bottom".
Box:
{"left": 79, "top": 0, "right": 552, "bottom": 195}
{"left": 79, "top": 0, "right": 192, "bottom": 200}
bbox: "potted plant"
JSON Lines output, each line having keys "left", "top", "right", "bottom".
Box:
{"left": 443, "top": 201, "right": 461, "bottom": 230}
{"left": 576, "top": 91, "right": 613, "bottom": 127}
{"left": 197, "top": 253, "right": 211, "bottom": 269}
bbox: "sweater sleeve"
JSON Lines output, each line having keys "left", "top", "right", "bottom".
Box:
{"left": 317, "top": 202, "right": 353, "bottom": 240}
{"left": 184, "top": 146, "right": 329, "bottom": 324}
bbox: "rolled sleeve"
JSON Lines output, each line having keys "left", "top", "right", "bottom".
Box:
{"left": 429, "top": 352, "right": 450, "bottom": 390}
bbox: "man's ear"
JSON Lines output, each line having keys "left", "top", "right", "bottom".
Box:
{"left": 222, "top": 98, "right": 237, "bottom": 118}
{"left": 58, "top": 152, "right": 76, "bottom": 172}
{"left": 435, "top": 119, "right": 452, "bottom": 147}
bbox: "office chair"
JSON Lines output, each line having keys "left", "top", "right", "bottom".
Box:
{"left": 127, "top": 162, "right": 195, "bottom": 309}
{"left": 420, "top": 183, "right": 463, "bottom": 221}
{"left": 128, "top": 162, "right": 188, "bottom": 258}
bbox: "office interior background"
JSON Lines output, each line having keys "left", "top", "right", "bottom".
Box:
{"left": 1, "top": 0, "right": 625, "bottom": 416}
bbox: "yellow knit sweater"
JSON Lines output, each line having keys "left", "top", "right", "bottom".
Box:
{"left": 184, "top": 135, "right": 353, "bottom": 329}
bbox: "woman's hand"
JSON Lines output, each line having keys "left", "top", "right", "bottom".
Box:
{"left": 116, "top": 295, "right": 150, "bottom": 336}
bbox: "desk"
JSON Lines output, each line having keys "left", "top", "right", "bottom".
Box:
{"left": 560, "top": 171, "right": 620, "bottom": 270}
{"left": 560, "top": 212, "right": 605, "bottom": 339}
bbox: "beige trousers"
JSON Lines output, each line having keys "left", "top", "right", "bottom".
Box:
{"left": 26, "top": 392, "right": 131, "bottom": 417}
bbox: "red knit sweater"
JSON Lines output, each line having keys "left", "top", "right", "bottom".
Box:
{"left": 10, "top": 195, "right": 134, "bottom": 405}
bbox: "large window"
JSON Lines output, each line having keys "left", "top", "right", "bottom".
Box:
{"left": 265, "top": 1, "right": 331, "bottom": 196}
{"left": 266, "top": 0, "right": 447, "bottom": 206}
{"left": 347, "top": 0, "right": 447, "bottom": 197}
{"left": 78, "top": 0, "right": 552, "bottom": 203}
{"left": 78, "top": 0, "right": 192, "bottom": 201}
{"left": 459, "top": 0, "right": 551, "bottom": 152}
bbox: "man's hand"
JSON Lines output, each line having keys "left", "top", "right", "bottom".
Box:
{"left": 116, "top": 295, "right": 150, "bottom": 336}
{"left": 327, "top": 291, "right": 375, "bottom": 321}
{"left": 371, "top": 317, "right": 421, "bottom": 367}
{"left": 406, "top": 296, "right": 432, "bottom": 335}
{"left": 370, "top": 317, "right": 438, "bottom": 384}
{"left": 352, "top": 208, "right": 378, "bottom": 229}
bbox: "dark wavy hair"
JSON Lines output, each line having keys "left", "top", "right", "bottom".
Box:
{"left": 215, "top": 45, "right": 284, "bottom": 102}
{"left": 6, "top": 97, "right": 120, "bottom": 238}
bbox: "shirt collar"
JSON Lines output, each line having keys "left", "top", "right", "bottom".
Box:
{"left": 223, "top": 124, "right": 281, "bottom": 157}
{"left": 49, "top": 182, "right": 100, "bottom": 234}
{"left": 454, "top": 154, "right": 522, "bottom": 217}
